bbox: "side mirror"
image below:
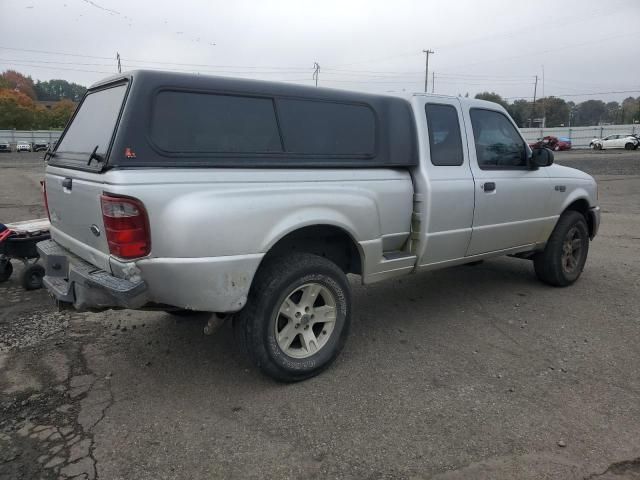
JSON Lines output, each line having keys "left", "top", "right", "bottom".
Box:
{"left": 530, "top": 147, "right": 554, "bottom": 168}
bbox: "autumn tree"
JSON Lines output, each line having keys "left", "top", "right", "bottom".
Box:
{"left": 1, "top": 70, "right": 37, "bottom": 100}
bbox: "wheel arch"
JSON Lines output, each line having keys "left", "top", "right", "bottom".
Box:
{"left": 259, "top": 224, "right": 364, "bottom": 276}
{"left": 562, "top": 197, "right": 595, "bottom": 238}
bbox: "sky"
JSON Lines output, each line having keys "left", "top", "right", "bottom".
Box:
{"left": 1, "top": 0, "right": 639, "bottom": 103}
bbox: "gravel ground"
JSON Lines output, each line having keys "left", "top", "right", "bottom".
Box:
{"left": 1, "top": 151, "right": 639, "bottom": 479}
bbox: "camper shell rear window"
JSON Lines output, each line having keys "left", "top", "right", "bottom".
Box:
{"left": 49, "top": 81, "right": 128, "bottom": 171}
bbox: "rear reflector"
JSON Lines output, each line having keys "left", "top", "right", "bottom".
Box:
{"left": 100, "top": 194, "right": 151, "bottom": 259}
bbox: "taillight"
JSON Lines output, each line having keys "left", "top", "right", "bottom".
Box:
{"left": 100, "top": 194, "right": 151, "bottom": 259}
{"left": 41, "top": 180, "right": 50, "bottom": 220}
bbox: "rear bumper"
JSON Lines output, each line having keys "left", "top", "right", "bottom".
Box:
{"left": 37, "top": 238, "right": 264, "bottom": 313}
{"left": 588, "top": 206, "right": 601, "bottom": 239}
{"left": 37, "top": 239, "right": 148, "bottom": 311}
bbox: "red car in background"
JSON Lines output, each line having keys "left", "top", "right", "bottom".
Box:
{"left": 529, "top": 136, "right": 572, "bottom": 151}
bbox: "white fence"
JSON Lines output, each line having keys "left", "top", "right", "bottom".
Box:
{"left": 0, "top": 130, "right": 62, "bottom": 145}
{"left": 520, "top": 124, "right": 639, "bottom": 149}
{"left": 2, "top": 124, "right": 639, "bottom": 150}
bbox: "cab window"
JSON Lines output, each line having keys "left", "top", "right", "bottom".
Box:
{"left": 470, "top": 109, "right": 527, "bottom": 169}
{"left": 425, "top": 103, "right": 464, "bottom": 166}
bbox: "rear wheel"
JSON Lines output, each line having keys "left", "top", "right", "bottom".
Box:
{"left": 234, "top": 253, "right": 351, "bottom": 382}
{"left": 0, "top": 259, "right": 13, "bottom": 282}
{"left": 534, "top": 211, "right": 589, "bottom": 287}
{"left": 22, "top": 264, "right": 45, "bottom": 290}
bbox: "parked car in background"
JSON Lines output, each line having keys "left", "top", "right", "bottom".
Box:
{"left": 0, "top": 142, "right": 11, "bottom": 153}
{"left": 529, "top": 135, "right": 571, "bottom": 151}
{"left": 16, "top": 142, "right": 32, "bottom": 152}
{"left": 33, "top": 142, "right": 50, "bottom": 152}
{"left": 590, "top": 134, "right": 639, "bottom": 150}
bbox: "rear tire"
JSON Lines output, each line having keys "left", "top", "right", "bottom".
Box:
{"left": 22, "top": 264, "right": 45, "bottom": 290}
{"left": 534, "top": 211, "right": 589, "bottom": 287}
{"left": 233, "top": 253, "right": 351, "bottom": 382}
{"left": 0, "top": 260, "right": 13, "bottom": 282}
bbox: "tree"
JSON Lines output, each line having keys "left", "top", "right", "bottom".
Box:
{"left": 574, "top": 100, "right": 607, "bottom": 126}
{"left": 48, "top": 99, "right": 76, "bottom": 128}
{"left": 507, "top": 99, "right": 531, "bottom": 127}
{"left": 1, "top": 70, "right": 37, "bottom": 100}
{"left": 621, "top": 96, "right": 639, "bottom": 124}
{"left": 0, "top": 89, "right": 40, "bottom": 129}
{"left": 474, "top": 91, "right": 508, "bottom": 109}
{"left": 34, "top": 79, "right": 86, "bottom": 102}
{"left": 604, "top": 101, "right": 620, "bottom": 124}
{"left": 540, "top": 97, "right": 569, "bottom": 127}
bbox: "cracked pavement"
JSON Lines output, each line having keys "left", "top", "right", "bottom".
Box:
{"left": 1, "top": 151, "right": 640, "bottom": 479}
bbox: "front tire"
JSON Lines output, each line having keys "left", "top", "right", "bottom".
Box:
{"left": 234, "top": 253, "right": 351, "bottom": 382}
{"left": 534, "top": 211, "right": 589, "bottom": 287}
{"left": 625, "top": 143, "right": 634, "bottom": 150}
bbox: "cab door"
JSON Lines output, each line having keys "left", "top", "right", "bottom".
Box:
{"left": 463, "top": 107, "right": 553, "bottom": 256}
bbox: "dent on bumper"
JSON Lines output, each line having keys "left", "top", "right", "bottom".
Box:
{"left": 37, "top": 239, "right": 148, "bottom": 311}
{"left": 131, "top": 254, "right": 264, "bottom": 312}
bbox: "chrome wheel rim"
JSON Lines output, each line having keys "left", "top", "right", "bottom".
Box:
{"left": 561, "top": 226, "right": 583, "bottom": 274}
{"left": 274, "top": 282, "right": 337, "bottom": 359}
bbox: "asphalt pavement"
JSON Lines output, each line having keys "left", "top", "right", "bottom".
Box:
{"left": 1, "top": 150, "right": 640, "bottom": 479}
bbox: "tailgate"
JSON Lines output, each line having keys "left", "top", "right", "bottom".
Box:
{"left": 46, "top": 170, "right": 111, "bottom": 270}
{"left": 44, "top": 80, "right": 130, "bottom": 271}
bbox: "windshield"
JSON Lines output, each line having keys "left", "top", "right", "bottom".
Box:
{"left": 53, "top": 82, "right": 127, "bottom": 166}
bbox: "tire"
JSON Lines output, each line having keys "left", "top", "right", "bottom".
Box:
{"left": 534, "top": 211, "right": 589, "bottom": 287}
{"left": 0, "top": 260, "right": 13, "bottom": 282}
{"left": 234, "top": 253, "right": 351, "bottom": 382}
{"left": 625, "top": 143, "right": 634, "bottom": 150}
{"left": 22, "top": 264, "right": 45, "bottom": 290}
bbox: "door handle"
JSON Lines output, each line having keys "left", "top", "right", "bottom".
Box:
{"left": 482, "top": 182, "right": 496, "bottom": 192}
{"left": 62, "top": 178, "right": 73, "bottom": 190}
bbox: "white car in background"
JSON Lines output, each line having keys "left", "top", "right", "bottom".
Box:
{"left": 16, "top": 142, "right": 32, "bottom": 152}
{"left": 590, "top": 134, "right": 639, "bottom": 150}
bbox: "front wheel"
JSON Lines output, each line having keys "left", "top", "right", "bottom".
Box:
{"left": 534, "top": 211, "right": 589, "bottom": 287}
{"left": 625, "top": 143, "right": 634, "bottom": 150}
{"left": 234, "top": 253, "right": 351, "bottom": 382}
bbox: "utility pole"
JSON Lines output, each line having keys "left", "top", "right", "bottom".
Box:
{"left": 312, "top": 62, "right": 320, "bottom": 87}
{"left": 116, "top": 52, "right": 122, "bottom": 73}
{"left": 422, "top": 49, "right": 434, "bottom": 93}
{"left": 431, "top": 71, "right": 435, "bottom": 93}
{"left": 530, "top": 75, "right": 538, "bottom": 127}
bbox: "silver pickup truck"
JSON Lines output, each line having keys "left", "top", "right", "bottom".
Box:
{"left": 38, "top": 70, "right": 600, "bottom": 381}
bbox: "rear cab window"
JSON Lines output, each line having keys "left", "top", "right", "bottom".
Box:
{"left": 51, "top": 82, "right": 128, "bottom": 170}
{"left": 425, "top": 103, "right": 464, "bottom": 166}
